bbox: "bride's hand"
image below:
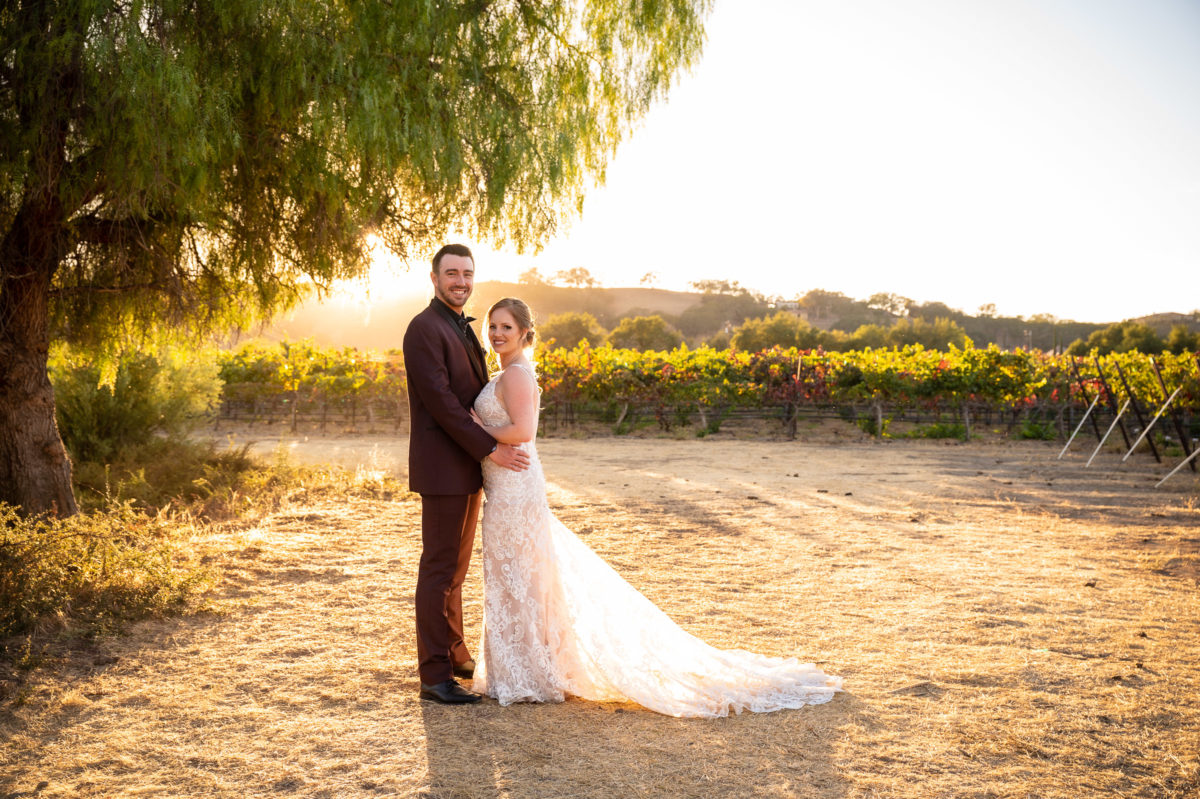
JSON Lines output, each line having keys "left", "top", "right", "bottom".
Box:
{"left": 470, "top": 408, "right": 484, "bottom": 427}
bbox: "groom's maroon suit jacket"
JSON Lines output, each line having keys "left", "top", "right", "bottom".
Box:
{"left": 403, "top": 298, "right": 496, "bottom": 494}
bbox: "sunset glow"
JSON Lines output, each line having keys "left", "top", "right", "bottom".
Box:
{"left": 357, "top": 0, "right": 1200, "bottom": 323}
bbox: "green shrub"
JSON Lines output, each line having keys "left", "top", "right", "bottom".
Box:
{"left": 1017, "top": 420, "right": 1058, "bottom": 440}
{"left": 50, "top": 345, "right": 221, "bottom": 463}
{"left": 904, "top": 422, "right": 967, "bottom": 440}
{"left": 857, "top": 412, "right": 892, "bottom": 438}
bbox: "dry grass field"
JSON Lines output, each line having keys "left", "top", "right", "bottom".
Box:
{"left": 2, "top": 432, "right": 1199, "bottom": 798}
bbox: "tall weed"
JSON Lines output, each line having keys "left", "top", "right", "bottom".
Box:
{"left": 0, "top": 502, "right": 206, "bottom": 641}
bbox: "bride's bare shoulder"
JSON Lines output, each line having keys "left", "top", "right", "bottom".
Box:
{"left": 493, "top": 361, "right": 534, "bottom": 393}
{"left": 499, "top": 362, "right": 537, "bottom": 384}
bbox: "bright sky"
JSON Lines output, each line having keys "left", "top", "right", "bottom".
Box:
{"left": 365, "top": 0, "right": 1200, "bottom": 323}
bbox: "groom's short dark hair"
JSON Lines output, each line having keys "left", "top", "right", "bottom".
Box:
{"left": 432, "top": 243, "right": 474, "bottom": 274}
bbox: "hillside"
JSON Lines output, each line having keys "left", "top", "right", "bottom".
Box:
{"left": 249, "top": 281, "right": 1198, "bottom": 352}
{"left": 255, "top": 282, "right": 703, "bottom": 351}
{"left": 1134, "top": 312, "right": 1200, "bottom": 335}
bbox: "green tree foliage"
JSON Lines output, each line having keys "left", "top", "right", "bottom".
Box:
{"left": 727, "top": 313, "right": 971, "bottom": 352}
{"left": 676, "top": 292, "right": 768, "bottom": 338}
{"left": 797, "top": 290, "right": 868, "bottom": 326}
{"left": 881, "top": 317, "right": 973, "bottom": 350}
{"left": 0, "top": 0, "right": 711, "bottom": 515}
{"left": 607, "top": 315, "right": 684, "bottom": 351}
{"left": 703, "top": 330, "right": 732, "bottom": 349}
{"left": 844, "top": 324, "right": 888, "bottom": 350}
{"left": 1165, "top": 324, "right": 1200, "bottom": 354}
{"left": 909, "top": 301, "right": 967, "bottom": 323}
{"left": 540, "top": 312, "right": 607, "bottom": 349}
{"left": 1066, "top": 322, "right": 1166, "bottom": 355}
{"left": 866, "top": 292, "right": 913, "bottom": 317}
{"left": 730, "top": 312, "right": 828, "bottom": 351}
{"left": 800, "top": 290, "right": 893, "bottom": 332}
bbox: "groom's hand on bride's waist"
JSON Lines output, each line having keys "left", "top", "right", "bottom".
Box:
{"left": 488, "top": 443, "right": 530, "bottom": 472}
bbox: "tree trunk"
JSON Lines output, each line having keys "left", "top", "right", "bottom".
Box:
{"left": 0, "top": 221, "right": 78, "bottom": 517}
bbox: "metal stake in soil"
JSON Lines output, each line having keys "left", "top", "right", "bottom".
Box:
{"left": 1156, "top": 446, "right": 1200, "bottom": 488}
{"left": 1123, "top": 386, "right": 1182, "bottom": 462}
{"left": 1059, "top": 394, "right": 1101, "bottom": 459}
{"left": 1087, "top": 398, "right": 1131, "bottom": 468}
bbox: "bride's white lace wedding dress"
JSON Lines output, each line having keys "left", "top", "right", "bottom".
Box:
{"left": 473, "top": 365, "right": 842, "bottom": 718}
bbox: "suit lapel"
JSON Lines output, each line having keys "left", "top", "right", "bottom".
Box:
{"left": 432, "top": 299, "right": 488, "bottom": 385}
{"left": 461, "top": 323, "right": 489, "bottom": 386}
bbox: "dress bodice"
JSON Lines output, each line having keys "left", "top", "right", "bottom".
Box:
{"left": 474, "top": 374, "right": 517, "bottom": 429}
{"left": 475, "top": 365, "right": 544, "bottom": 502}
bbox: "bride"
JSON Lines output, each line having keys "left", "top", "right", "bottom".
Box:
{"left": 468, "top": 298, "right": 842, "bottom": 718}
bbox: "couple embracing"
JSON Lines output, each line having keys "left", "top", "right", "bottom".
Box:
{"left": 403, "top": 244, "right": 842, "bottom": 718}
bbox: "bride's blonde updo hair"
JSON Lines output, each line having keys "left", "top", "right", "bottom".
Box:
{"left": 488, "top": 297, "right": 537, "bottom": 349}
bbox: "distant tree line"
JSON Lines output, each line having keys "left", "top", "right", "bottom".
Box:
{"left": 539, "top": 309, "right": 978, "bottom": 352}
{"left": 518, "top": 274, "right": 1200, "bottom": 354}
{"left": 1063, "top": 320, "right": 1199, "bottom": 356}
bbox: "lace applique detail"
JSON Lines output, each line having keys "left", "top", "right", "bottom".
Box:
{"left": 473, "top": 371, "right": 841, "bottom": 717}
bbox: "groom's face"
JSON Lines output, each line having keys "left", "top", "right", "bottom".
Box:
{"left": 431, "top": 254, "right": 474, "bottom": 310}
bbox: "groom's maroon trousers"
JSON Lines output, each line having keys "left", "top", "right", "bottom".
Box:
{"left": 416, "top": 491, "right": 482, "bottom": 681}
{"left": 403, "top": 299, "right": 496, "bottom": 686}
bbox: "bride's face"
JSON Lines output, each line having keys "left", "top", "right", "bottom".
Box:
{"left": 488, "top": 307, "right": 527, "bottom": 358}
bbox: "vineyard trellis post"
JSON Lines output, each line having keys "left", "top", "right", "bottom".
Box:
{"left": 1112, "top": 359, "right": 1161, "bottom": 462}
{"left": 1149, "top": 352, "right": 1200, "bottom": 486}
{"left": 1093, "top": 356, "right": 1133, "bottom": 450}
{"left": 1069, "top": 359, "right": 1105, "bottom": 443}
{"left": 1059, "top": 394, "right": 1100, "bottom": 459}
{"left": 1151, "top": 357, "right": 1195, "bottom": 472}
{"left": 1087, "top": 399, "right": 1131, "bottom": 467}
{"left": 786, "top": 352, "right": 802, "bottom": 440}
{"left": 1122, "top": 386, "right": 1181, "bottom": 462}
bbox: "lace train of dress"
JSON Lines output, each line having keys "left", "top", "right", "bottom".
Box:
{"left": 473, "top": 367, "right": 842, "bottom": 718}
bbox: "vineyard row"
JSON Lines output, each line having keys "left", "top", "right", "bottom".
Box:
{"left": 215, "top": 342, "right": 1200, "bottom": 441}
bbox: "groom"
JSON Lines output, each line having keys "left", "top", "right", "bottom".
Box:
{"left": 403, "top": 243, "right": 529, "bottom": 705}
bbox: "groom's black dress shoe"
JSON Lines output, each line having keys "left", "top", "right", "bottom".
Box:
{"left": 453, "top": 659, "right": 476, "bottom": 679}
{"left": 420, "top": 679, "right": 482, "bottom": 704}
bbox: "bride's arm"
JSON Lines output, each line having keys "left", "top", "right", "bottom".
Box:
{"left": 482, "top": 367, "right": 539, "bottom": 444}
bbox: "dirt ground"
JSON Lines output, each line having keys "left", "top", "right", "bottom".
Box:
{"left": 2, "top": 429, "right": 1199, "bottom": 798}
